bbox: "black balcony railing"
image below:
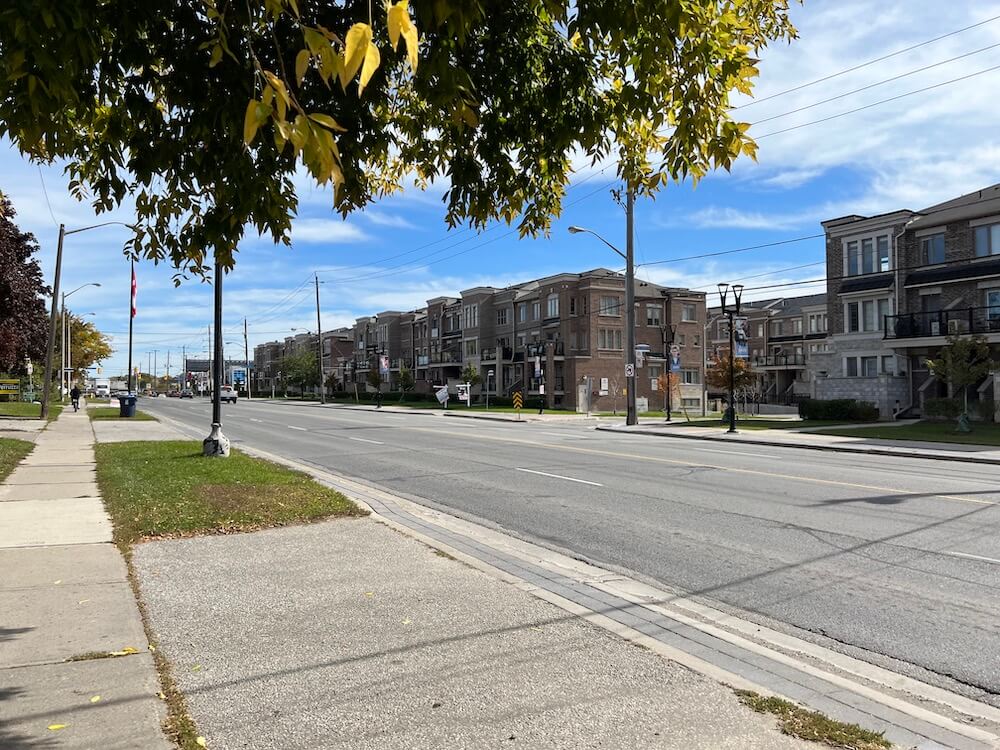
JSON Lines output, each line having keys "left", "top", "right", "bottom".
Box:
{"left": 753, "top": 354, "right": 807, "bottom": 368}
{"left": 430, "top": 352, "right": 461, "bottom": 364}
{"left": 885, "top": 307, "right": 1000, "bottom": 339}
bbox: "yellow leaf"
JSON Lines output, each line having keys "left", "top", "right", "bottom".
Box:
{"left": 363, "top": 591, "right": 374, "bottom": 597}
{"left": 196, "top": 737, "right": 207, "bottom": 748}
{"left": 192, "top": 664, "right": 202, "bottom": 672}
{"left": 48, "top": 724, "right": 67, "bottom": 731}
{"left": 243, "top": 100, "right": 260, "bottom": 145}
{"left": 400, "top": 14, "right": 418, "bottom": 71}
{"left": 295, "top": 49, "right": 310, "bottom": 86}
{"left": 387, "top": 0, "right": 407, "bottom": 50}
{"left": 308, "top": 113, "right": 346, "bottom": 132}
{"left": 358, "top": 42, "right": 380, "bottom": 95}
{"left": 53, "top": 580, "right": 61, "bottom": 585}
{"left": 342, "top": 23, "right": 372, "bottom": 89}
{"left": 90, "top": 695, "right": 101, "bottom": 703}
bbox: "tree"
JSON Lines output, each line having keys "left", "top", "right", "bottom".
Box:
{"left": 283, "top": 351, "right": 319, "bottom": 397}
{"left": 366, "top": 367, "right": 382, "bottom": 392}
{"left": 397, "top": 365, "right": 414, "bottom": 400}
{"left": 56, "top": 315, "right": 113, "bottom": 384}
{"left": 460, "top": 364, "right": 482, "bottom": 387}
{"left": 0, "top": 194, "right": 48, "bottom": 374}
{"left": 926, "top": 334, "right": 995, "bottom": 432}
{"left": 656, "top": 371, "right": 686, "bottom": 418}
{"left": 705, "top": 353, "right": 755, "bottom": 397}
{"left": 0, "top": 2, "right": 796, "bottom": 276}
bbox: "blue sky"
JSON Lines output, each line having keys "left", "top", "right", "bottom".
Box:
{"left": 4, "top": 0, "right": 1000, "bottom": 378}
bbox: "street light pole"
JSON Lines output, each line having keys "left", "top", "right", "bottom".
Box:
{"left": 203, "top": 257, "right": 230, "bottom": 457}
{"left": 314, "top": 273, "right": 325, "bottom": 404}
{"left": 718, "top": 283, "right": 744, "bottom": 434}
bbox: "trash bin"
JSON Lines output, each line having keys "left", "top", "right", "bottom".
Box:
{"left": 118, "top": 394, "right": 137, "bottom": 418}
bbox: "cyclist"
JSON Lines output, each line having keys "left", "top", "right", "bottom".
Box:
{"left": 70, "top": 385, "right": 81, "bottom": 412}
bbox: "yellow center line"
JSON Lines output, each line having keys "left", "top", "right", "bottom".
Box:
{"left": 400, "top": 425, "right": 996, "bottom": 507}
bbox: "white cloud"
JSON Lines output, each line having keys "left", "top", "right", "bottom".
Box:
{"left": 671, "top": 206, "right": 816, "bottom": 231}
{"left": 290, "top": 218, "right": 369, "bottom": 244}
{"left": 362, "top": 210, "right": 419, "bottom": 229}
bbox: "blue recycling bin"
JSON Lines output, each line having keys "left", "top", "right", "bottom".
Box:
{"left": 118, "top": 394, "right": 137, "bottom": 418}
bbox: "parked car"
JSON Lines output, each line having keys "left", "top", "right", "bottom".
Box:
{"left": 166, "top": 390, "right": 180, "bottom": 398}
{"left": 179, "top": 389, "right": 194, "bottom": 399}
{"left": 220, "top": 385, "right": 237, "bottom": 404}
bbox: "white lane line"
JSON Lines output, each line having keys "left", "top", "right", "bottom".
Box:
{"left": 287, "top": 425, "right": 307, "bottom": 431}
{"left": 944, "top": 550, "right": 1000, "bottom": 565}
{"left": 515, "top": 467, "right": 603, "bottom": 487}
{"left": 249, "top": 418, "right": 262, "bottom": 423}
{"left": 347, "top": 436, "right": 384, "bottom": 445}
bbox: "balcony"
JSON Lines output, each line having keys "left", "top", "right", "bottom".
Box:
{"left": 885, "top": 307, "right": 1000, "bottom": 340}
{"left": 753, "top": 354, "right": 807, "bottom": 369}
{"left": 430, "top": 352, "right": 461, "bottom": 364}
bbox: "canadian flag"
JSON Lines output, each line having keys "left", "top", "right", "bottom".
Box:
{"left": 130, "top": 263, "right": 137, "bottom": 319}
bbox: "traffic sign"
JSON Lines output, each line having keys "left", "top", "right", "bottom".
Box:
{"left": 624, "top": 363, "right": 635, "bottom": 377}
{"left": 512, "top": 391, "right": 523, "bottom": 410}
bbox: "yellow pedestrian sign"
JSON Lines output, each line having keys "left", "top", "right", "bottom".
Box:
{"left": 513, "top": 391, "right": 523, "bottom": 420}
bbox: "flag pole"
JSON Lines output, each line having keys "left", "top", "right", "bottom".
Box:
{"left": 128, "top": 258, "right": 135, "bottom": 393}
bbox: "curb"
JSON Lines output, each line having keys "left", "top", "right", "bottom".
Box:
{"left": 595, "top": 424, "right": 1000, "bottom": 466}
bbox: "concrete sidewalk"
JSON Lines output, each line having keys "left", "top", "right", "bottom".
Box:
{"left": 0, "top": 408, "right": 170, "bottom": 749}
{"left": 262, "top": 398, "right": 595, "bottom": 423}
{"left": 597, "top": 420, "right": 1000, "bottom": 464}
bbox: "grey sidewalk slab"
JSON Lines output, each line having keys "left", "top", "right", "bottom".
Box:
{"left": 133, "top": 519, "right": 815, "bottom": 750}
{"left": 0, "top": 577, "right": 147, "bottom": 667}
{"left": 0, "top": 498, "right": 111, "bottom": 547}
{"left": 92, "top": 420, "right": 188, "bottom": 443}
{"left": 4, "top": 466, "right": 97, "bottom": 485}
{"left": 0, "top": 481, "right": 100, "bottom": 501}
{"left": 0, "top": 544, "right": 125, "bottom": 590}
{"left": 0, "top": 653, "right": 171, "bottom": 750}
{"left": 20, "top": 452, "right": 95, "bottom": 467}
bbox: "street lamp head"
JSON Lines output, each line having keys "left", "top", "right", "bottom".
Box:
{"left": 717, "top": 283, "right": 729, "bottom": 310}
{"left": 567, "top": 226, "right": 586, "bottom": 234}
{"left": 732, "top": 284, "right": 744, "bottom": 312}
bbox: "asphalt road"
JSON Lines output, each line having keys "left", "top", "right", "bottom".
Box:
{"left": 141, "top": 397, "right": 1000, "bottom": 703}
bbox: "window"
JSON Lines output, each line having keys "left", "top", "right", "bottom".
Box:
{"left": 463, "top": 304, "right": 478, "bottom": 328}
{"left": 570, "top": 297, "right": 576, "bottom": 315}
{"left": 881, "top": 355, "right": 895, "bottom": 375}
{"left": 985, "top": 289, "right": 1000, "bottom": 320}
{"left": 599, "top": 296, "right": 621, "bottom": 316}
{"left": 516, "top": 333, "right": 526, "bottom": 348}
{"left": 681, "top": 303, "right": 697, "bottom": 321}
{"left": 846, "top": 355, "right": 882, "bottom": 377}
{"left": 861, "top": 356, "right": 878, "bottom": 377}
{"left": 497, "top": 308, "right": 508, "bottom": 326}
{"left": 791, "top": 319, "right": 803, "bottom": 335}
{"left": 598, "top": 328, "right": 623, "bottom": 350}
{"left": 846, "top": 234, "right": 891, "bottom": 275}
{"left": 756, "top": 323, "right": 764, "bottom": 338}
{"left": 532, "top": 301, "right": 540, "bottom": 320}
{"left": 975, "top": 223, "right": 1000, "bottom": 257}
{"left": 846, "top": 358, "right": 858, "bottom": 377}
{"left": 649, "top": 364, "right": 662, "bottom": 391}
{"left": 546, "top": 294, "right": 559, "bottom": 318}
{"left": 808, "top": 313, "right": 827, "bottom": 333}
{"left": 676, "top": 333, "right": 686, "bottom": 346}
{"left": 845, "top": 297, "right": 892, "bottom": 333}
{"left": 518, "top": 303, "right": 527, "bottom": 323}
{"left": 464, "top": 339, "right": 477, "bottom": 357}
{"left": 770, "top": 321, "right": 784, "bottom": 337}
{"left": 646, "top": 305, "right": 662, "bottom": 326}
{"left": 693, "top": 334, "right": 701, "bottom": 347}
{"left": 682, "top": 398, "right": 701, "bottom": 407}
{"left": 681, "top": 369, "right": 700, "bottom": 384}
{"left": 920, "top": 233, "right": 945, "bottom": 265}
{"left": 581, "top": 296, "right": 588, "bottom": 315}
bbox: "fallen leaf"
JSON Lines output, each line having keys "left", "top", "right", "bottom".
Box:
{"left": 148, "top": 644, "right": 156, "bottom": 652}
{"left": 78, "top": 599, "right": 91, "bottom": 604}
{"left": 47, "top": 724, "right": 67, "bottom": 731}
{"left": 53, "top": 580, "right": 62, "bottom": 585}
{"left": 363, "top": 591, "right": 374, "bottom": 598}
{"left": 196, "top": 737, "right": 207, "bottom": 747}
{"left": 191, "top": 664, "right": 202, "bottom": 672}
{"left": 402, "top": 618, "right": 412, "bottom": 625}
{"left": 90, "top": 695, "right": 101, "bottom": 703}
{"left": 108, "top": 646, "right": 139, "bottom": 657}
{"left": 157, "top": 692, "right": 166, "bottom": 700}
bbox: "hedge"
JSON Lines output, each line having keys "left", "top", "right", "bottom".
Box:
{"left": 798, "top": 398, "right": 879, "bottom": 422}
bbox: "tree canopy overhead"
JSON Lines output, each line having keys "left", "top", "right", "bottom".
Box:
{"left": 0, "top": 1, "right": 797, "bottom": 276}
{"left": 0, "top": 194, "right": 48, "bottom": 373}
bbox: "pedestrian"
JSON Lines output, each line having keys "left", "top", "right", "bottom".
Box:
{"left": 375, "top": 389, "right": 383, "bottom": 409}
{"left": 70, "top": 385, "right": 81, "bottom": 412}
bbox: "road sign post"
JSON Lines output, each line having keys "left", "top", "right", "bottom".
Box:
{"left": 512, "top": 390, "right": 523, "bottom": 421}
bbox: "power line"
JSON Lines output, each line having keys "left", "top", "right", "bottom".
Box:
{"left": 750, "top": 41, "right": 1000, "bottom": 127}
{"left": 638, "top": 233, "right": 824, "bottom": 267}
{"left": 756, "top": 62, "right": 1000, "bottom": 139}
{"left": 692, "top": 260, "right": 827, "bottom": 291}
{"left": 735, "top": 13, "right": 1000, "bottom": 110}
{"left": 37, "top": 166, "right": 59, "bottom": 228}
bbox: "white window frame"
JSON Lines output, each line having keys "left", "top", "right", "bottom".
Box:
{"left": 599, "top": 296, "right": 621, "bottom": 317}
{"left": 546, "top": 294, "right": 559, "bottom": 318}
{"left": 681, "top": 303, "right": 697, "bottom": 322}
{"left": 976, "top": 222, "right": 1000, "bottom": 257}
{"left": 463, "top": 304, "right": 478, "bottom": 328}
{"left": 843, "top": 232, "right": 892, "bottom": 276}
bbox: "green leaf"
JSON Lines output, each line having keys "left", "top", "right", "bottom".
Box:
{"left": 295, "top": 49, "right": 310, "bottom": 86}
{"left": 307, "top": 113, "right": 346, "bottom": 132}
{"left": 243, "top": 100, "right": 260, "bottom": 145}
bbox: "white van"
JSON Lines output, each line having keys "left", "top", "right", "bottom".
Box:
{"left": 94, "top": 379, "right": 111, "bottom": 398}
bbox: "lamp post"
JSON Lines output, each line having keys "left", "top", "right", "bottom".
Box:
{"left": 717, "top": 283, "right": 745, "bottom": 434}
{"left": 661, "top": 322, "right": 677, "bottom": 422}
{"left": 568, "top": 194, "right": 638, "bottom": 426}
{"left": 60, "top": 283, "right": 101, "bottom": 401}
{"left": 42, "top": 222, "right": 133, "bottom": 419}
{"left": 486, "top": 369, "right": 495, "bottom": 410}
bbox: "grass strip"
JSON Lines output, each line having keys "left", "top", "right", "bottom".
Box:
{"left": 668, "top": 418, "right": 849, "bottom": 431}
{"left": 812, "top": 421, "right": 1000, "bottom": 446}
{"left": 0, "top": 402, "right": 62, "bottom": 420}
{"left": 89, "top": 407, "right": 157, "bottom": 421}
{"left": 0, "top": 437, "right": 32, "bottom": 481}
{"left": 94, "top": 440, "right": 365, "bottom": 545}
{"left": 736, "top": 690, "right": 890, "bottom": 749}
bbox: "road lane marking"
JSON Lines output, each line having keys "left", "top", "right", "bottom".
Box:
{"left": 249, "top": 418, "right": 262, "bottom": 423}
{"left": 515, "top": 468, "right": 603, "bottom": 487}
{"left": 679, "top": 446, "right": 779, "bottom": 459}
{"left": 347, "top": 436, "right": 384, "bottom": 445}
{"left": 944, "top": 551, "right": 1000, "bottom": 565}
{"left": 287, "top": 425, "right": 307, "bottom": 431}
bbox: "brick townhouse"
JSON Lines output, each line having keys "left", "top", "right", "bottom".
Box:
{"left": 328, "top": 268, "right": 707, "bottom": 412}
{"left": 814, "top": 182, "right": 1000, "bottom": 418}
{"left": 254, "top": 328, "right": 354, "bottom": 394}
{"left": 706, "top": 293, "right": 829, "bottom": 407}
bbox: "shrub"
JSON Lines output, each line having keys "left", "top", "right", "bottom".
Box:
{"left": 798, "top": 398, "right": 879, "bottom": 422}
{"left": 973, "top": 397, "right": 996, "bottom": 423}
{"left": 923, "top": 397, "right": 962, "bottom": 420}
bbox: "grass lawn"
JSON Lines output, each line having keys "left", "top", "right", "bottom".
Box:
{"left": 669, "top": 417, "right": 850, "bottom": 431}
{"left": 811, "top": 421, "right": 1000, "bottom": 446}
{"left": 0, "top": 402, "right": 62, "bottom": 420}
{"left": 736, "top": 690, "right": 889, "bottom": 750}
{"left": 95, "top": 440, "right": 365, "bottom": 545}
{"left": 0, "top": 438, "right": 33, "bottom": 481}
{"left": 89, "top": 407, "right": 157, "bottom": 421}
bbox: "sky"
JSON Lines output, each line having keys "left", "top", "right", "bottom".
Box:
{"left": 4, "top": 0, "right": 1000, "bottom": 378}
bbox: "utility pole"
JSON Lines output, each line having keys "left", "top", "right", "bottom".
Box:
{"left": 203, "top": 257, "right": 230, "bottom": 456}
{"left": 153, "top": 350, "right": 157, "bottom": 392}
{"left": 182, "top": 345, "right": 186, "bottom": 391}
{"left": 165, "top": 350, "right": 170, "bottom": 390}
{"left": 244, "top": 318, "right": 252, "bottom": 400}
{"left": 314, "top": 273, "right": 325, "bottom": 404}
{"left": 625, "top": 189, "right": 637, "bottom": 427}
{"left": 60, "top": 294, "right": 66, "bottom": 401}
{"left": 41, "top": 225, "right": 66, "bottom": 419}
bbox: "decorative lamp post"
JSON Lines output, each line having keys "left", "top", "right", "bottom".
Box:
{"left": 717, "top": 283, "right": 744, "bottom": 434}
